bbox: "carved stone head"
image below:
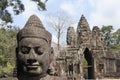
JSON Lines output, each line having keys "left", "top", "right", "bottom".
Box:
{"left": 92, "top": 26, "right": 100, "bottom": 37}
{"left": 67, "top": 26, "right": 76, "bottom": 47}
{"left": 16, "top": 15, "right": 52, "bottom": 79}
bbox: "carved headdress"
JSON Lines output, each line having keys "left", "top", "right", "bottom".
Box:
{"left": 17, "top": 15, "right": 52, "bottom": 45}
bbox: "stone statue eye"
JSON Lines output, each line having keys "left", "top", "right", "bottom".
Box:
{"left": 34, "top": 47, "right": 43, "bottom": 55}
{"left": 21, "top": 46, "right": 30, "bottom": 54}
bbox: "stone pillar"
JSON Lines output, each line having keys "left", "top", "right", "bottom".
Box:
{"left": 93, "top": 58, "right": 98, "bottom": 79}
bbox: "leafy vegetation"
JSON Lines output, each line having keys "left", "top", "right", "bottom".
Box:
{"left": 0, "top": 0, "right": 48, "bottom": 23}
{"left": 100, "top": 25, "right": 120, "bottom": 51}
{"left": 0, "top": 23, "right": 19, "bottom": 75}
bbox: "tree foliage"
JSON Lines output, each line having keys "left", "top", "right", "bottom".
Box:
{"left": 115, "top": 29, "right": 120, "bottom": 44}
{"left": 0, "top": 0, "right": 47, "bottom": 23}
{"left": 31, "top": 0, "right": 48, "bottom": 10}
{"left": 0, "top": 23, "right": 19, "bottom": 74}
{"left": 100, "top": 25, "right": 120, "bottom": 51}
{"left": 100, "top": 25, "right": 113, "bottom": 46}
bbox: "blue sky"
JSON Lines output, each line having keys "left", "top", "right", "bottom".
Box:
{"left": 10, "top": 0, "right": 120, "bottom": 43}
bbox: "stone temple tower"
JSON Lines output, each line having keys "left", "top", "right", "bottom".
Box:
{"left": 77, "top": 15, "right": 92, "bottom": 48}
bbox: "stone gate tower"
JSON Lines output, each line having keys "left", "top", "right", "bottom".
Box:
{"left": 52, "top": 15, "right": 120, "bottom": 80}
{"left": 65, "top": 15, "right": 120, "bottom": 79}
{"left": 75, "top": 15, "right": 107, "bottom": 79}
{"left": 77, "top": 15, "right": 92, "bottom": 47}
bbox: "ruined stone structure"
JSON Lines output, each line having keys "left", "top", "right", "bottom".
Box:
{"left": 55, "top": 15, "right": 120, "bottom": 80}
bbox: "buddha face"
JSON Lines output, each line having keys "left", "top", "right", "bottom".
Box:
{"left": 16, "top": 38, "right": 51, "bottom": 76}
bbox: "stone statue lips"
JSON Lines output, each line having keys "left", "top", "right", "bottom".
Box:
{"left": 26, "top": 62, "right": 40, "bottom": 69}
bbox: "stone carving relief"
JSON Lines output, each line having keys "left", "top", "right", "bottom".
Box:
{"left": 66, "top": 26, "right": 76, "bottom": 47}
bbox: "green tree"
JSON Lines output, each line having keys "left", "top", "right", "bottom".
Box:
{"left": 115, "top": 28, "right": 120, "bottom": 44}
{"left": 0, "top": 23, "right": 19, "bottom": 74}
{"left": 100, "top": 26, "right": 120, "bottom": 51}
{"left": 0, "top": 0, "right": 47, "bottom": 23}
{"left": 109, "top": 28, "right": 120, "bottom": 51}
{"left": 100, "top": 25, "right": 113, "bottom": 46}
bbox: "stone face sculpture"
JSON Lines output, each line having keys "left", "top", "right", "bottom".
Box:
{"left": 77, "top": 15, "right": 91, "bottom": 45}
{"left": 66, "top": 26, "right": 76, "bottom": 47}
{"left": 92, "top": 26, "right": 107, "bottom": 49}
{"left": 16, "top": 15, "right": 52, "bottom": 80}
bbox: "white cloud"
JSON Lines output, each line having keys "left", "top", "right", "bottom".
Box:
{"left": 60, "top": 2, "right": 76, "bottom": 16}
{"left": 46, "top": 0, "right": 56, "bottom": 5}
{"left": 60, "top": 0, "right": 84, "bottom": 17}
{"left": 88, "top": 0, "right": 120, "bottom": 30}
{"left": 89, "top": 0, "right": 95, "bottom": 6}
{"left": 21, "top": 0, "right": 39, "bottom": 19}
{"left": 59, "top": 0, "right": 120, "bottom": 31}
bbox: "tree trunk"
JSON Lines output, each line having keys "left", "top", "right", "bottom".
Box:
{"left": 57, "top": 29, "right": 60, "bottom": 50}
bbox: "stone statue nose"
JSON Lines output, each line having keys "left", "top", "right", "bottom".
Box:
{"left": 27, "top": 48, "right": 37, "bottom": 64}
{"left": 29, "top": 48, "right": 37, "bottom": 59}
{"left": 27, "top": 59, "right": 37, "bottom": 64}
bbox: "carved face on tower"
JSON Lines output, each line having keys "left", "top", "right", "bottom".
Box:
{"left": 16, "top": 15, "right": 52, "bottom": 78}
{"left": 92, "top": 26, "right": 100, "bottom": 38}
{"left": 80, "top": 26, "right": 89, "bottom": 43}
